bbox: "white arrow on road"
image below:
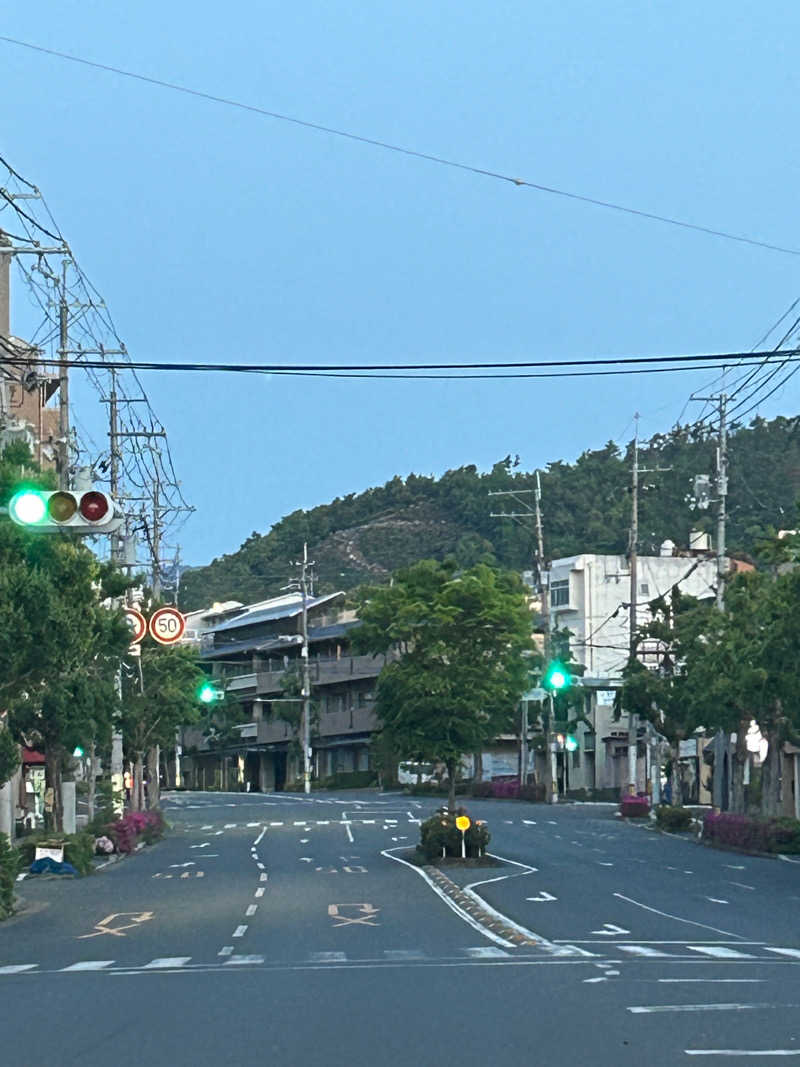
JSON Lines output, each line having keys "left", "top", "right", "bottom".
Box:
{"left": 526, "top": 891, "right": 557, "bottom": 902}
{"left": 591, "top": 923, "right": 630, "bottom": 935}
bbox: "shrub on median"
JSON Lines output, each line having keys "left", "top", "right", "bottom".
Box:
{"left": 107, "top": 809, "right": 165, "bottom": 854}
{"left": 702, "top": 812, "right": 800, "bottom": 854}
{"left": 655, "top": 805, "right": 694, "bottom": 832}
{"left": 0, "top": 832, "right": 19, "bottom": 917}
{"left": 619, "top": 794, "right": 650, "bottom": 818}
{"left": 417, "top": 807, "right": 491, "bottom": 862}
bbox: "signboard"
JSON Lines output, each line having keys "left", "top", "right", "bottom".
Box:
{"left": 455, "top": 816, "right": 471, "bottom": 832}
{"left": 148, "top": 606, "right": 186, "bottom": 645}
{"left": 679, "top": 739, "right": 697, "bottom": 758}
{"left": 596, "top": 690, "right": 616, "bottom": 707}
{"left": 123, "top": 607, "right": 147, "bottom": 644}
{"left": 524, "top": 688, "right": 546, "bottom": 702}
{"left": 35, "top": 846, "right": 64, "bottom": 864}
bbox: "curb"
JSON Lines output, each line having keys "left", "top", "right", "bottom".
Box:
{"left": 422, "top": 864, "right": 545, "bottom": 949}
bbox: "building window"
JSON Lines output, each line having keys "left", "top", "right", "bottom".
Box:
{"left": 639, "top": 582, "right": 650, "bottom": 596}
{"left": 572, "top": 748, "right": 581, "bottom": 769}
{"left": 550, "top": 579, "right": 570, "bottom": 607}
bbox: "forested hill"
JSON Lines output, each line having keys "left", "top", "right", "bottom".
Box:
{"left": 178, "top": 415, "right": 800, "bottom": 611}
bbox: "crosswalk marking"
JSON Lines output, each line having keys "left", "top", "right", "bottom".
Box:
{"left": 224, "top": 955, "right": 265, "bottom": 966}
{"left": 464, "top": 947, "right": 510, "bottom": 958}
{"left": 232, "top": 925, "right": 248, "bottom": 938}
{"left": 143, "top": 957, "right": 192, "bottom": 969}
{"left": 309, "top": 952, "right": 347, "bottom": 962}
{"left": 618, "top": 945, "right": 672, "bottom": 958}
{"left": 687, "top": 946, "right": 754, "bottom": 960}
{"left": 0, "top": 964, "right": 37, "bottom": 974}
{"left": 765, "top": 948, "right": 800, "bottom": 960}
{"left": 61, "top": 960, "right": 114, "bottom": 971}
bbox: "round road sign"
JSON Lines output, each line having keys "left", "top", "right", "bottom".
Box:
{"left": 149, "top": 606, "right": 186, "bottom": 645}
{"left": 123, "top": 607, "right": 147, "bottom": 644}
{"left": 455, "top": 815, "right": 471, "bottom": 832}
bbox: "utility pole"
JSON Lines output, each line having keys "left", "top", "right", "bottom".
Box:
{"left": 108, "top": 368, "right": 122, "bottom": 561}
{"left": 152, "top": 481, "right": 161, "bottom": 599}
{"left": 715, "top": 393, "right": 728, "bottom": 611}
{"left": 299, "top": 542, "right": 313, "bottom": 794}
{"left": 57, "top": 260, "right": 70, "bottom": 489}
{"left": 490, "top": 478, "right": 551, "bottom": 796}
{"left": 627, "top": 415, "right": 640, "bottom": 796}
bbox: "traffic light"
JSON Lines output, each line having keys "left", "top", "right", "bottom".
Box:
{"left": 7, "top": 488, "right": 117, "bottom": 532}
{"left": 197, "top": 680, "right": 221, "bottom": 704}
{"left": 543, "top": 660, "right": 570, "bottom": 692}
{"left": 564, "top": 734, "right": 578, "bottom": 752}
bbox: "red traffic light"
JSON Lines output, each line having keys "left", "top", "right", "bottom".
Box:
{"left": 79, "top": 491, "right": 110, "bottom": 523}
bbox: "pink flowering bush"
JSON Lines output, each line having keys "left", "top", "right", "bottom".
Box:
{"left": 107, "top": 810, "right": 166, "bottom": 854}
{"left": 703, "top": 812, "right": 800, "bottom": 854}
{"left": 620, "top": 794, "right": 651, "bottom": 818}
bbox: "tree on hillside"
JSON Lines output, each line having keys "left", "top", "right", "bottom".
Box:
{"left": 352, "top": 560, "right": 533, "bottom": 811}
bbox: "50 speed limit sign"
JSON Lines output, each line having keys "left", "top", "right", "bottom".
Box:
{"left": 148, "top": 606, "right": 186, "bottom": 645}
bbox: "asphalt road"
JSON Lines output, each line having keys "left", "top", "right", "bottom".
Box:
{"left": 2, "top": 791, "right": 799, "bottom": 1065}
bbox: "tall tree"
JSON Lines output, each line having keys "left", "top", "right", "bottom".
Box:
{"left": 352, "top": 560, "right": 533, "bottom": 810}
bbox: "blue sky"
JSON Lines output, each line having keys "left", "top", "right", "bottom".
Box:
{"left": 4, "top": 2, "right": 800, "bottom": 565}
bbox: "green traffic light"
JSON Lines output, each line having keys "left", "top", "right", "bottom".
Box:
{"left": 9, "top": 488, "right": 46, "bottom": 525}
{"left": 564, "top": 735, "right": 578, "bottom": 752}
{"left": 197, "top": 681, "right": 217, "bottom": 704}
{"left": 544, "top": 660, "right": 570, "bottom": 692}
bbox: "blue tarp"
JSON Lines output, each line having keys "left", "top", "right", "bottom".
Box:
{"left": 29, "top": 856, "right": 78, "bottom": 876}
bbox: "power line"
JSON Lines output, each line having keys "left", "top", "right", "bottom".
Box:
{"left": 2, "top": 35, "right": 800, "bottom": 259}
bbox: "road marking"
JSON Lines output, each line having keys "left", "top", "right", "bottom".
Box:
{"left": 61, "top": 961, "right": 115, "bottom": 971}
{"left": 254, "top": 887, "right": 265, "bottom": 898}
{"left": 293, "top": 821, "right": 307, "bottom": 826}
{"left": 687, "top": 946, "right": 755, "bottom": 959}
{"left": 144, "top": 958, "right": 191, "bottom": 969}
{"left": 685, "top": 1051, "right": 800, "bottom": 1057}
{"left": 328, "top": 903, "right": 380, "bottom": 927}
{"left": 343, "top": 820, "right": 354, "bottom": 843}
{"left": 361, "top": 819, "right": 376, "bottom": 824}
{"left": 597, "top": 862, "right": 614, "bottom": 867}
{"left": 169, "top": 862, "right": 196, "bottom": 868}
{"left": 257, "top": 863, "right": 265, "bottom": 870}
{"left": 765, "top": 948, "right": 800, "bottom": 960}
{"left": 232, "top": 925, "right": 248, "bottom": 938}
{"left": 247, "top": 822, "right": 260, "bottom": 827}
{"left": 628, "top": 1004, "right": 761, "bottom": 1014}
{"left": 218, "top": 946, "right": 234, "bottom": 957}
{"left": 259, "top": 873, "right": 268, "bottom": 882}
{"left": 299, "top": 857, "right": 313, "bottom": 862}
{"left": 254, "top": 826, "right": 267, "bottom": 846}
{"left": 591, "top": 924, "right": 630, "bottom": 936}
{"left": 0, "top": 965, "right": 37, "bottom": 974}
{"left": 705, "top": 897, "right": 729, "bottom": 904}
{"left": 270, "top": 822, "right": 284, "bottom": 826}
{"left": 77, "top": 912, "right": 154, "bottom": 940}
{"left": 660, "top": 978, "right": 764, "bottom": 984}
{"left": 384, "top": 950, "right": 426, "bottom": 960}
{"left": 309, "top": 952, "right": 347, "bottom": 962}
{"left": 224, "top": 823, "right": 236, "bottom": 828}
{"left": 245, "top": 904, "right": 258, "bottom": 917}
{"left": 727, "top": 882, "right": 755, "bottom": 891}
{"left": 316, "top": 821, "right": 330, "bottom": 825}
{"left": 300, "top": 838, "right": 310, "bottom": 843}
{"left": 612, "top": 893, "right": 741, "bottom": 938}
{"left": 214, "top": 830, "right": 223, "bottom": 836}
{"left": 190, "top": 843, "right": 210, "bottom": 849}
{"left": 724, "top": 864, "right": 746, "bottom": 870}
{"left": 618, "top": 945, "right": 672, "bottom": 958}
{"left": 224, "top": 955, "right": 264, "bottom": 966}
{"left": 584, "top": 976, "right": 607, "bottom": 983}
{"left": 343, "top": 865, "right": 367, "bottom": 873}
{"left": 523, "top": 820, "right": 537, "bottom": 825}
{"left": 464, "top": 947, "right": 510, "bottom": 959}
{"left": 526, "top": 891, "right": 557, "bottom": 902}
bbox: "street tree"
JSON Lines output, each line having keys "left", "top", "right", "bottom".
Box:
{"left": 120, "top": 644, "right": 207, "bottom": 809}
{"left": 352, "top": 560, "right": 533, "bottom": 811}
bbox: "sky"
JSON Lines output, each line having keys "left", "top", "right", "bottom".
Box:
{"left": 3, "top": 2, "right": 800, "bottom": 566}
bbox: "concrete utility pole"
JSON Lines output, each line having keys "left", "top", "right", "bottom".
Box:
{"left": 299, "top": 543, "right": 313, "bottom": 794}
{"left": 152, "top": 481, "right": 162, "bottom": 598}
{"left": 715, "top": 393, "right": 728, "bottom": 612}
{"left": 57, "top": 260, "right": 70, "bottom": 489}
{"left": 627, "top": 415, "right": 640, "bottom": 795}
{"left": 108, "top": 368, "right": 122, "bottom": 561}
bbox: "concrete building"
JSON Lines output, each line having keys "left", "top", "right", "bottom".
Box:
{"left": 545, "top": 541, "right": 720, "bottom": 796}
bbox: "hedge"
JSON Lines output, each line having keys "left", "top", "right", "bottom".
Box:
{"left": 418, "top": 808, "right": 491, "bottom": 862}
{"left": 703, "top": 812, "right": 800, "bottom": 854}
{"left": 15, "top": 830, "right": 96, "bottom": 876}
{"left": 655, "top": 805, "right": 694, "bottom": 832}
{"left": 0, "top": 832, "right": 18, "bottom": 918}
{"left": 620, "top": 794, "right": 651, "bottom": 818}
{"left": 319, "top": 771, "right": 378, "bottom": 790}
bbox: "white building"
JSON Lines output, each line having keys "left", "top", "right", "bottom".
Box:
{"left": 545, "top": 541, "right": 719, "bottom": 794}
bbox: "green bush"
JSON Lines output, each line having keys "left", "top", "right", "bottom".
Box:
{"left": 655, "top": 805, "right": 694, "bottom": 832}
{"left": 15, "top": 831, "right": 95, "bottom": 876}
{"left": 0, "top": 832, "right": 18, "bottom": 919}
{"left": 88, "top": 780, "right": 117, "bottom": 836}
{"left": 418, "top": 808, "right": 491, "bottom": 861}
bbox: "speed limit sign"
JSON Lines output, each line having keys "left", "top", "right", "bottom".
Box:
{"left": 148, "top": 606, "right": 186, "bottom": 645}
